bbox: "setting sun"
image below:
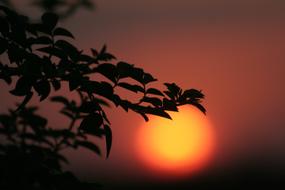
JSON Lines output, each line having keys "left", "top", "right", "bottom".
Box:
{"left": 136, "top": 106, "right": 215, "bottom": 176}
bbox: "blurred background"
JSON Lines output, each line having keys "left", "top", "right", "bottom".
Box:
{"left": 1, "top": 0, "right": 285, "bottom": 189}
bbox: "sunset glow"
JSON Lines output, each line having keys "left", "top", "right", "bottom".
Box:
{"left": 136, "top": 106, "right": 215, "bottom": 176}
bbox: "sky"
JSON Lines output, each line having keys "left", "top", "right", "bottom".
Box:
{"left": 2, "top": 0, "right": 285, "bottom": 189}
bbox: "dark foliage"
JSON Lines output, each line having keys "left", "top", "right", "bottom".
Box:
{"left": 0, "top": 5, "right": 205, "bottom": 189}
{"left": 0, "top": 0, "right": 95, "bottom": 19}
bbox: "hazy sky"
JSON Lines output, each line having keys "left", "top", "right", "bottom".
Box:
{"left": 2, "top": 0, "right": 285, "bottom": 188}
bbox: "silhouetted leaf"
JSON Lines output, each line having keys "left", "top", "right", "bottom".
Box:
{"left": 101, "top": 110, "right": 110, "bottom": 124}
{"left": 10, "top": 76, "right": 33, "bottom": 96}
{"left": 163, "top": 98, "right": 178, "bottom": 111}
{"left": 79, "top": 113, "right": 103, "bottom": 132}
{"left": 182, "top": 89, "right": 204, "bottom": 99}
{"left": 163, "top": 90, "right": 175, "bottom": 100}
{"left": 116, "top": 61, "right": 134, "bottom": 78}
{"left": 164, "top": 83, "right": 181, "bottom": 99}
{"left": 79, "top": 101, "right": 101, "bottom": 113}
{"left": 129, "top": 68, "right": 144, "bottom": 84}
{"left": 42, "top": 57, "right": 56, "bottom": 77}
{"left": 79, "top": 54, "right": 96, "bottom": 64}
{"left": 16, "top": 91, "right": 33, "bottom": 111}
{"left": 144, "top": 106, "right": 172, "bottom": 119}
{"left": 76, "top": 140, "right": 101, "bottom": 155}
{"left": 68, "top": 71, "right": 82, "bottom": 91}
{"left": 20, "top": 133, "right": 52, "bottom": 146}
{"left": 118, "top": 82, "right": 144, "bottom": 93}
{"left": 138, "top": 112, "right": 149, "bottom": 122}
{"left": 7, "top": 44, "right": 26, "bottom": 64}
{"left": 55, "top": 40, "right": 79, "bottom": 61}
{"left": 143, "top": 73, "right": 157, "bottom": 84}
{"left": 0, "top": 37, "right": 8, "bottom": 54}
{"left": 29, "top": 36, "right": 52, "bottom": 45}
{"left": 103, "top": 125, "right": 112, "bottom": 158}
{"left": 190, "top": 102, "right": 206, "bottom": 114}
{"left": 37, "top": 46, "right": 67, "bottom": 59}
{"left": 95, "top": 63, "right": 117, "bottom": 83}
{"left": 53, "top": 27, "right": 74, "bottom": 39}
{"left": 146, "top": 88, "right": 164, "bottom": 96}
{"left": 41, "top": 12, "right": 58, "bottom": 32}
{"left": 97, "top": 45, "right": 116, "bottom": 61}
{"left": 142, "top": 97, "right": 162, "bottom": 107}
{"left": 23, "top": 112, "right": 48, "bottom": 129}
{"left": 94, "top": 82, "right": 114, "bottom": 98}
{"left": 0, "top": 73, "right": 12, "bottom": 84}
{"left": 50, "top": 96, "right": 70, "bottom": 106}
{"left": 60, "top": 110, "right": 74, "bottom": 119}
{"left": 0, "top": 17, "right": 9, "bottom": 36}
{"left": 94, "top": 97, "right": 110, "bottom": 107}
{"left": 46, "top": 129, "right": 74, "bottom": 139}
{"left": 91, "top": 48, "right": 98, "bottom": 56}
{"left": 118, "top": 99, "right": 131, "bottom": 112}
{"left": 33, "top": 79, "right": 51, "bottom": 101}
{"left": 51, "top": 79, "right": 61, "bottom": 91}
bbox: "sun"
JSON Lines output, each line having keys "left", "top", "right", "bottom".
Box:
{"left": 135, "top": 105, "right": 215, "bottom": 176}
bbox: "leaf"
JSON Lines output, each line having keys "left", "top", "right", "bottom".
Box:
{"left": 95, "top": 63, "right": 117, "bottom": 83}
{"left": 97, "top": 45, "right": 116, "bottom": 61}
{"left": 190, "top": 102, "right": 206, "bottom": 114}
{"left": 103, "top": 124, "right": 112, "bottom": 158}
{"left": 182, "top": 89, "right": 204, "bottom": 99}
{"left": 142, "top": 97, "right": 162, "bottom": 107}
{"left": 163, "top": 90, "right": 175, "bottom": 100}
{"left": 79, "top": 101, "right": 101, "bottom": 113}
{"left": 55, "top": 40, "right": 79, "bottom": 61}
{"left": 79, "top": 113, "right": 103, "bottom": 132}
{"left": 116, "top": 61, "right": 134, "bottom": 78}
{"left": 42, "top": 57, "right": 56, "bottom": 77}
{"left": 33, "top": 79, "right": 51, "bottom": 101}
{"left": 37, "top": 46, "right": 67, "bottom": 59}
{"left": 10, "top": 76, "right": 33, "bottom": 96}
{"left": 0, "top": 37, "right": 8, "bottom": 54}
{"left": 76, "top": 140, "right": 101, "bottom": 155}
{"left": 143, "top": 73, "right": 157, "bottom": 84}
{"left": 144, "top": 106, "right": 172, "bottom": 119}
{"left": 130, "top": 104, "right": 171, "bottom": 119}
{"left": 146, "top": 88, "right": 164, "bottom": 96}
{"left": 129, "top": 68, "right": 144, "bottom": 84}
{"left": 28, "top": 114, "right": 48, "bottom": 128}
{"left": 50, "top": 96, "right": 70, "bottom": 106}
{"left": 164, "top": 83, "right": 181, "bottom": 98}
{"left": 30, "top": 36, "right": 53, "bottom": 45}
{"left": 138, "top": 112, "right": 149, "bottom": 122}
{"left": 93, "top": 82, "right": 114, "bottom": 98}
{"left": 53, "top": 27, "right": 74, "bottom": 39}
{"left": 0, "top": 74, "right": 12, "bottom": 84}
{"left": 118, "top": 82, "right": 144, "bottom": 93}
{"left": 51, "top": 79, "right": 61, "bottom": 91}
{"left": 0, "top": 17, "right": 9, "bottom": 36}
{"left": 67, "top": 71, "right": 82, "bottom": 91}
{"left": 91, "top": 48, "right": 98, "bottom": 56}
{"left": 15, "top": 91, "right": 33, "bottom": 112}
{"left": 163, "top": 98, "right": 178, "bottom": 111}
{"left": 79, "top": 54, "right": 97, "bottom": 64}
{"left": 60, "top": 110, "right": 74, "bottom": 119}
{"left": 7, "top": 44, "right": 26, "bottom": 64}
{"left": 41, "top": 12, "right": 58, "bottom": 31}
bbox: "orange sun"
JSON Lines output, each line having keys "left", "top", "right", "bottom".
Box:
{"left": 135, "top": 105, "right": 215, "bottom": 177}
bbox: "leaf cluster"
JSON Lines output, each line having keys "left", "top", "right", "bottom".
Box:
{"left": 0, "top": 5, "right": 205, "bottom": 189}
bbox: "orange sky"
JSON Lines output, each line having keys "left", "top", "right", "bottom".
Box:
{"left": 2, "top": 0, "right": 285, "bottom": 188}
